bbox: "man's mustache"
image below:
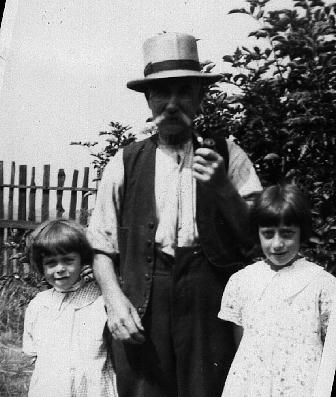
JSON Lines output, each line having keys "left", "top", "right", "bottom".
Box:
{"left": 153, "top": 112, "right": 192, "bottom": 127}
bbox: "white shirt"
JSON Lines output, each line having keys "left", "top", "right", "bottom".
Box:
{"left": 87, "top": 138, "right": 262, "bottom": 256}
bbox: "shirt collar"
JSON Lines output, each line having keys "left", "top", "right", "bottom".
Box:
{"left": 157, "top": 139, "right": 193, "bottom": 165}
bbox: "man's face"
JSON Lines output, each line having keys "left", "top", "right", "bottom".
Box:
{"left": 146, "top": 78, "right": 202, "bottom": 139}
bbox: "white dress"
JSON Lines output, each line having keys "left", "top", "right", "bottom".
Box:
{"left": 23, "top": 281, "right": 117, "bottom": 397}
{"left": 218, "top": 258, "right": 336, "bottom": 397}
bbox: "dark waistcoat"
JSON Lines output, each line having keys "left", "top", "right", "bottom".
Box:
{"left": 117, "top": 135, "right": 245, "bottom": 316}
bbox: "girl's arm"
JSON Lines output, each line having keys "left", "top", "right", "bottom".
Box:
{"left": 22, "top": 300, "right": 38, "bottom": 359}
{"left": 319, "top": 277, "right": 336, "bottom": 344}
{"left": 233, "top": 324, "right": 243, "bottom": 348}
{"left": 314, "top": 300, "right": 336, "bottom": 397}
{"left": 218, "top": 271, "right": 245, "bottom": 346}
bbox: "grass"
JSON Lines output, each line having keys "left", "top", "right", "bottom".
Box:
{"left": 0, "top": 335, "right": 34, "bottom": 397}
{"left": 0, "top": 273, "right": 40, "bottom": 397}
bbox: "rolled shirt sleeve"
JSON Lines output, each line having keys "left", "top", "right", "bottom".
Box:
{"left": 227, "top": 139, "right": 262, "bottom": 198}
{"left": 86, "top": 150, "right": 124, "bottom": 256}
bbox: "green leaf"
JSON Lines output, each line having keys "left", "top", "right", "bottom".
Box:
{"left": 228, "top": 8, "right": 249, "bottom": 15}
{"left": 310, "top": 236, "right": 324, "bottom": 245}
{"left": 248, "top": 30, "right": 268, "bottom": 38}
{"left": 263, "top": 153, "right": 280, "bottom": 161}
{"left": 256, "top": 10, "right": 264, "bottom": 19}
{"left": 221, "top": 73, "right": 233, "bottom": 80}
{"left": 294, "top": 1, "right": 309, "bottom": 9}
{"left": 271, "top": 35, "right": 286, "bottom": 42}
{"left": 223, "top": 55, "right": 234, "bottom": 63}
{"left": 233, "top": 74, "right": 248, "bottom": 84}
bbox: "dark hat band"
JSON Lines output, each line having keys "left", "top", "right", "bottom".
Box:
{"left": 144, "top": 59, "right": 201, "bottom": 77}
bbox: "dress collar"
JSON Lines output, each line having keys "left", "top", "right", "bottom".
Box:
{"left": 266, "top": 258, "right": 324, "bottom": 299}
{"left": 40, "top": 281, "right": 101, "bottom": 310}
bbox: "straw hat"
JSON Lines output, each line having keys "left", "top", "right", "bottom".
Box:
{"left": 127, "top": 32, "right": 222, "bottom": 92}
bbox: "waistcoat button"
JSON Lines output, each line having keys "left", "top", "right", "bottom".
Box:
{"left": 148, "top": 222, "right": 155, "bottom": 229}
{"left": 146, "top": 256, "right": 152, "bottom": 263}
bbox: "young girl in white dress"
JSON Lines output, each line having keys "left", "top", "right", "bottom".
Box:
{"left": 23, "top": 219, "right": 117, "bottom": 397}
{"left": 218, "top": 184, "right": 336, "bottom": 396}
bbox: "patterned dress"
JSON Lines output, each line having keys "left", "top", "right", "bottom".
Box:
{"left": 23, "top": 281, "right": 117, "bottom": 397}
{"left": 218, "top": 258, "right": 336, "bottom": 397}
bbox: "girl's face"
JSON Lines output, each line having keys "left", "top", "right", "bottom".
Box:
{"left": 42, "top": 251, "right": 82, "bottom": 290}
{"left": 259, "top": 223, "right": 301, "bottom": 267}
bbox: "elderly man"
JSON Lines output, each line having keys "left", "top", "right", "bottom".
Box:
{"left": 87, "top": 32, "right": 262, "bottom": 397}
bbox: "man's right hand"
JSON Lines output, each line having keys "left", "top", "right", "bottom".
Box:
{"left": 106, "top": 290, "right": 145, "bottom": 344}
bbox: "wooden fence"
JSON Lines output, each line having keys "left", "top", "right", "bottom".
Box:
{"left": 0, "top": 161, "right": 97, "bottom": 275}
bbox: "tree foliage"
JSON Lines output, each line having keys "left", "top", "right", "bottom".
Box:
{"left": 73, "top": 0, "right": 336, "bottom": 271}
{"left": 70, "top": 121, "right": 136, "bottom": 179}
{"left": 198, "top": 0, "right": 336, "bottom": 271}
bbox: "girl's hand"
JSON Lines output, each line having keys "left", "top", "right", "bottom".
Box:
{"left": 106, "top": 291, "right": 145, "bottom": 344}
{"left": 193, "top": 148, "right": 227, "bottom": 186}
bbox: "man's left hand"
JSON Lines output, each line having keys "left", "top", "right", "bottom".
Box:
{"left": 193, "top": 147, "right": 226, "bottom": 186}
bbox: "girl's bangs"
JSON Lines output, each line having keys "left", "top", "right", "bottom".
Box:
{"left": 34, "top": 223, "right": 84, "bottom": 257}
{"left": 258, "top": 202, "right": 301, "bottom": 227}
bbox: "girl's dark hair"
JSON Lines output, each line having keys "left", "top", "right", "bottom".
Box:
{"left": 250, "top": 184, "right": 312, "bottom": 243}
{"left": 29, "top": 219, "right": 94, "bottom": 274}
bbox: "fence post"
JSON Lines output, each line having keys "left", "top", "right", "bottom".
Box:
{"left": 0, "top": 161, "right": 4, "bottom": 219}
{"left": 80, "top": 167, "right": 89, "bottom": 225}
{"left": 28, "top": 167, "right": 36, "bottom": 222}
{"left": 6, "top": 162, "right": 16, "bottom": 274}
{"left": 69, "top": 170, "right": 78, "bottom": 220}
{"left": 14, "top": 165, "right": 28, "bottom": 274}
{"left": 18, "top": 165, "right": 27, "bottom": 221}
{"left": 56, "top": 169, "right": 66, "bottom": 218}
{"left": 42, "top": 165, "right": 50, "bottom": 221}
{"left": 2, "top": 228, "right": 8, "bottom": 275}
{"left": 8, "top": 162, "right": 15, "bottom": 221}
{"left": 0, "top": 161, "right": 3, "bottom": 275}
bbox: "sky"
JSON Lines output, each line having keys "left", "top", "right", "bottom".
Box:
{"left": 0, "top": 0, "right": 292, "bottom": 184}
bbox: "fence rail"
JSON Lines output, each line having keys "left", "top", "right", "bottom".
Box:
{"left": 0, "top": 161, "right": 97, "bottom": 275}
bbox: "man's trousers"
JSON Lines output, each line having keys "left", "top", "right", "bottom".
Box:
{"left": 112, "top": 247, "right": 237, "bottom": 397}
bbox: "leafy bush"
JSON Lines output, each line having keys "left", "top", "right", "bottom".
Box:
{"left": 199, "top": 0, "right": 336, "bottom": 271}
{"left": 0, "top": 275, "right": 39, "bottom": 341}
{"left": 0, "top": 273, "right": 36, "bottom": 397}
{"left": 73, "top": 1, "right": 336, "bottom": 271}
{"left": 71, "top": 121, "right": 136, "bottom": 180}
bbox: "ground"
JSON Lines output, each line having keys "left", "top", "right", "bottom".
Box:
{"left": 0, "top": 274, "right": 39, "bottom": 397}
{"left": 0, "top": 333, "right": 33, "bottom": 397}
